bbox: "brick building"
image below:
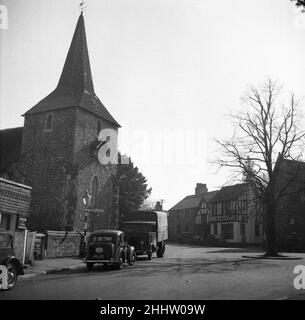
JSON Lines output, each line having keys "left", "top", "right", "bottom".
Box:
{"left": 0, "top": 13, "right": 120, "bottom": 233}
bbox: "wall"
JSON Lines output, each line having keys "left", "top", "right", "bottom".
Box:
{"left": 45, "top": 230, "right": 83, "bottom": 258}
{"left": 13, "top": 230, "right": 26, "bottom": 261}
{"left": 73, "top": 108, "right": 119, "bottom": 232}
{"left": 15, "top": 107, "right": 119, "bottom": 232}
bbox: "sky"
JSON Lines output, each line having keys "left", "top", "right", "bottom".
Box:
{"left": 1, "top": 0, "right": 305, "bottom": 210}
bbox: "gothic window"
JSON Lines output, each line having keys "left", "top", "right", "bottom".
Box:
{"left": 97, "top": 120, "right": 101, "bottom": 136}
{"left": 45, "top": 113, "right": 53, "bottom": 131}
{"left": 91, "top": 176, "right": 99, "bottom": 209}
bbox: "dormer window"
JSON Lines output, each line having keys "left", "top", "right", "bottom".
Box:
{"left": 45, "top": 113, "right": 53, "bottom": 132}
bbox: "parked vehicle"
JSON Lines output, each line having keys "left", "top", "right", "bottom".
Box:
{"left": 204, "top": 234, "right": 226, "bottom": 246}
{"left": 0, "top": 228, "right": 24, "bottom": 289}
{"left": 84, "top": 230, "right": 136, "bottom": 271}
{"left": 121, "top": 211, "right": 168, "bottom": 260}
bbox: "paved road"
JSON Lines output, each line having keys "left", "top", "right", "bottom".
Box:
{"left": 1, "top": 244, "right": 304, "bottom": 300}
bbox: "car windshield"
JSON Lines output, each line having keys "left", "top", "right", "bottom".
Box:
{"left": 91, "top": 235, "right": 115, "bottom": 243}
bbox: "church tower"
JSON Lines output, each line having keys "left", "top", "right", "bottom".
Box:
{"left": 21, "top": 13, "right": 120, "bottom": 231}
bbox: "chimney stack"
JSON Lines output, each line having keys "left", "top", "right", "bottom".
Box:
{"left": 155, "top": 201, "right": 163, "bottom": 211}
{"left": 195, "top": 183, "right": 208, "bottom": 195}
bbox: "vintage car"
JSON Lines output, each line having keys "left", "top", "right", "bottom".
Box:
{"left": 0, "top": 228, "right": 24, "bottom": 289}
{"left": 84, "top": 230, "right": 136, "bottom": 271}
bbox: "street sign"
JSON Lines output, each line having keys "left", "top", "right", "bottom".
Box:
{"left": 17, "top": 216, "right": 27, "bottom": 229}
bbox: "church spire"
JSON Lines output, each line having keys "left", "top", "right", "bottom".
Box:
{"left": 24, "top": 14, "right": 120, "bottom": 127}
{"left": 56, "top": 13, "right": 94, "bottom": 95}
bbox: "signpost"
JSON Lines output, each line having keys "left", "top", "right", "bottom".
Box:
{"left": 82, "top": 191, "right": 104, "bottom": 257}
{"left": 82, "top": 191, "right": 92, "bottom": 256}
{"left": 17, "top": 216, "right": 27, "bottom": 230}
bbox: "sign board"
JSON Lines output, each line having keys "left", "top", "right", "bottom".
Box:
{"left": 17, "top": 216, "right": 27, "bottom": 229}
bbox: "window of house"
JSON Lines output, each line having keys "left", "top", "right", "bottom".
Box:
{"left": 240, "top": 223, "right": 245, "bottom": 236}
{"left": 45, "top": 113, "right": 53, "bottom": 131}
{"left": 255, "top": 224, "right": 260, "bottom": 237}
{"left": 221, "top": 223, "right": 234, "bottom": 240}
{"left": 0, "top": 212, "right": 11, "bottom": 231}
{"left": 214, "top": 223, "right": 218, "bottom": 235}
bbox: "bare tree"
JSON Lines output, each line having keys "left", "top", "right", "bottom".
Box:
{"left": 291, "top": 0, "right": 305, "bottom": 10}
{"left": 216, "top": 79, "right": 305, "bottom": 256}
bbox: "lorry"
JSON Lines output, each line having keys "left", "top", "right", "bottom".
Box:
{"left": 120, "top": 211, "right": 168, "bottom": 260}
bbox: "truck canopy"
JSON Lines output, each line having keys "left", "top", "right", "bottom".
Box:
{"left": 122, "top": 211, "right": 168, "bottom": 242}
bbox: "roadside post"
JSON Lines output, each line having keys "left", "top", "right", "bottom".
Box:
{"left": 82, "top": 190, "right": 92, "bottom": 257}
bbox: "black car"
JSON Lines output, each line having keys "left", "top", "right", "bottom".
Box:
{"left": 84, "top": 230, "right": 136, "bottom": 271}
{"left": 0, "top": 228, "right": 24, "bottom": 289}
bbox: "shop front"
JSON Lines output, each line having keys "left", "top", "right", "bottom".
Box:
{"left": 0, "top": 177, "right": 32, "bottom": 261}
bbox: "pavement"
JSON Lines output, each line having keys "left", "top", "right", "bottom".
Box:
{"left": 20, "top": 257, "right": 85, "bottom": 280}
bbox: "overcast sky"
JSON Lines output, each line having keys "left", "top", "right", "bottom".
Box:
{"left": 1, "top": 0, "right": 305, "bottom": 209}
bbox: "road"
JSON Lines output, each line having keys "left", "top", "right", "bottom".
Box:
{"left": 1, "top": 243, "right": 305, "bottom": 300}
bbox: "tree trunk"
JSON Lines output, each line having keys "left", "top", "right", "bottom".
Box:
{"left": 265, "top": 201, "right": 279, "bottom": 257}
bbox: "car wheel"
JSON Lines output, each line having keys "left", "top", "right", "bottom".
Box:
{"left": 128, "top": 252, "right": 136, "bottom": 266}
{"left": 116, "top": 256, "right": 123, "bottom": 270}
{"left": 6, "top": 262, "right": 18, "bottom": 289}
{"left": 157, "top": 245, "right": 164, "bottom": 258}
{"left": 86, "top": 263, "right": 94, "bottom": 271}
{"left": 147, "top": 249, "right": 152, "bottom": 260}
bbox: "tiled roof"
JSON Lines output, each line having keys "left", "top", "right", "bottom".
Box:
{"left": 279, "top": 159, "right": 305, "bottom": 175}
{"left": 211, "top": 183, "right": 249, "bottom": 203}
{"left": 169, "top": 190, "right": 218, "bottom": 211}
{"left": 24, "top": 14, "right": 120, "bottom": 127}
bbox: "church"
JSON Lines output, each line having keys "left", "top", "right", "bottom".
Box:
{"left": 0, "top": 13, "right": 120, "bottom": 233}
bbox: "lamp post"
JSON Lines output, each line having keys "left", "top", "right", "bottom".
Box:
{"left": 82, "top": 190, "right": 92, "bottom": 256}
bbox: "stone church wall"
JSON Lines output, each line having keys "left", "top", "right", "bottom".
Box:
{"left": 45, "top": 230, "right": 83, "bottom": 258}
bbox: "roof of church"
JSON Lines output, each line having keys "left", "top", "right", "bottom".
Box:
{"left": 24, "top": 13, "right": 120, "bottom": 127}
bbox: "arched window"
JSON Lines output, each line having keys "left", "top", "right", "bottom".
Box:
{"left": 97, "top": 120, "right": 101, "bottom": 136}
{"left": 45, "top": 113, "right": 53, "bottom": 131}
{"left": 91, "top": 176, "right": 99, "bottom": 209}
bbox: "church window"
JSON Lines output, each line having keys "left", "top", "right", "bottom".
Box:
{"left": 45, "top": 113, "right": 53, "bottom": 131}
{"left": 97, "top": 120, "right": 102, "bottom": 136}
{"left": 91, "top": 176, "right": 99, "bottom": 209}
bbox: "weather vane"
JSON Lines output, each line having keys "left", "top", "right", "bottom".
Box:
{"left": 79, "top": 0, "right": 87, "bottom": 13}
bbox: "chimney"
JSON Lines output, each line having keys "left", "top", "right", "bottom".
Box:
{"left": 155, "top": 201, "right": 163, "bottom": 211}
{"left": 195, "top": 183, "right": 208, "bottom": 196}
